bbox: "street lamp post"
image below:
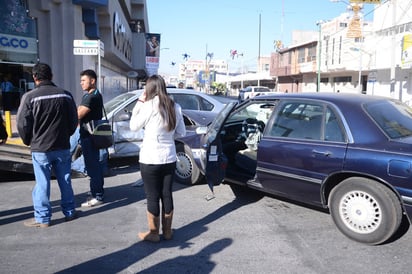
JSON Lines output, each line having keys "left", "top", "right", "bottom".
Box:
{"left": 331, "top": 0, "right": 364, "bottom": 93}
{"left": 240, "top": 53, "right": 244, "bottom": 89}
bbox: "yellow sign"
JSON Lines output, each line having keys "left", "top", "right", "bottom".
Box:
{"left": 349, "top": 0, "right": 381, "bottom": 3}
{"left": 402, "top": 34, "right": 412, "bottom": 68}
{"left": 347, "top": 17, "right": 362, "bottom": 38}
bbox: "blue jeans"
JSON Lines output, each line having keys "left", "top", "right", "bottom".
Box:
{"left": 80, "top": 136, "right": 104, "bottom": 199}
{"left": 32, "top": 149, "right": 76, "bottom": 223}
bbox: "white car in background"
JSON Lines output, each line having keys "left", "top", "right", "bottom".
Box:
{"left": 239, "top": 86, "right": 273, "bottom": 100}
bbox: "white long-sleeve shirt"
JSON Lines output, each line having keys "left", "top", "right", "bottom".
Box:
{"left": 130, "top": 96, "right": 186, "bottom": 164}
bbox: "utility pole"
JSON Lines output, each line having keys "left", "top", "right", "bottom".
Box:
{"left": 390, "top": 0, "right": 397, "bottom": 97}
{"left": 258, "top": 13, "right": 261, "bottom": 86}
{"left": 316, "top": 20, "right": 323, "bottom": 92}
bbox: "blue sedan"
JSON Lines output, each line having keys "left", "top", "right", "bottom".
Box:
{"left": 181, "top": 93, "right": 412, "bottom": 244}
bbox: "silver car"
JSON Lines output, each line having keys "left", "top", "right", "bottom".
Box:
{"left": 104, "top": 88, "right": 224, "bottom": 158}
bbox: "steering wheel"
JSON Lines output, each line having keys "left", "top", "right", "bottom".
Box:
{"left": 242, "top": 118, "right": 265, "bottom": 138}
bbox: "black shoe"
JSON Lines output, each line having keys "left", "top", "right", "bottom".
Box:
{"left": 65, "top": 211, "right": 78, "bottom": 222}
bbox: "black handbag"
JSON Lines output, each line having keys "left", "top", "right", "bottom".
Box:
{"left": 87, "top": 107, "right": 113, "bottom": 149}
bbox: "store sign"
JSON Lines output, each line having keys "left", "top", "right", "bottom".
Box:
{"left": 112, "top": 12, "right": 132, "bottom": 62}
{"left": 0, "top": 33, "right": 37, "bottom": 54}
{"left": 402, "top": 34, "right": 412, "bottom": 68}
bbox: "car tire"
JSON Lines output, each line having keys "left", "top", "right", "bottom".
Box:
{"left": 328, "top": 177, "right": 402, "bottom": 245}
{"left": 175, "top": 144, "right": 202, "bottom": 185}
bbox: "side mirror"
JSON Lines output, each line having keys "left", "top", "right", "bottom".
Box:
{"left": 195, "top": 126, "right": 208, "bottom": 135}
{"left": 118, "top": 113, "right": 131, "bottom": 121}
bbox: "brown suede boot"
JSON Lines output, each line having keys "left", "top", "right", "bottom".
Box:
{"left": 162, "top": 210, "right": 174, "bottom": 240}
{"left": 138, "top": 212, "right": 160, "bottom": 242}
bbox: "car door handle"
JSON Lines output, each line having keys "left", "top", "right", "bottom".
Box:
{"left": 312, "top": 149, "right": 331, "bottom": 157}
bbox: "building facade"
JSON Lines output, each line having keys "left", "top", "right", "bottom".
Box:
{"left": 0, "top": 0, "right": 149, "bottom": 105}
{"left": 270, "top": 0, "right": 412, "bottom": 102}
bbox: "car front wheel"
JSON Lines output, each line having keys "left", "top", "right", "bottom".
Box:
{"left": 175, "top": 144, "right": 202, "bottom": 185}
{"left": 328, "top": 177, "right": 402, "bottom": 245}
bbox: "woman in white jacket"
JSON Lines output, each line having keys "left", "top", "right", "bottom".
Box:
{"left": 130, "top": 75, "right": 186, "bottom": 242}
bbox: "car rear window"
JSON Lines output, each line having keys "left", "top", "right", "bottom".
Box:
{"left": 365, "top": 100, "right": 412, "bottom": 139}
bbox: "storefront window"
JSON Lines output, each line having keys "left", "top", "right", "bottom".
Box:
{"left": 0, "top": 0, "right": 38, "bottom": 64}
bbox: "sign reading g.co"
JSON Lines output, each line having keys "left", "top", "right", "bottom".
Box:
{"left": 112, "top": 12, "right": 132, "bottom": 63}
{"left": 0, "top": 34, "right": 37, "bottom": 54}
{"left": 0, "top": 36, "right": 28, "bottom": 48}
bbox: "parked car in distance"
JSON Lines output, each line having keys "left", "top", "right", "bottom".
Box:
{"left": 181, "top": 92, "right": 412, "bottom": 245}
{"left": 239, "top": 86, "right": 273, "bottom": 100}
{"left": 97, "top": 88, "right": 224, "bottom": 184}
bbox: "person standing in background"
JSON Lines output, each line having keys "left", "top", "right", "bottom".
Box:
{"left": 17, "top": 63, "right": 78, "bottom": 227}
{"left": 130, "top": 75, "right": 186, "bottom": 242}
{"left": 1, "top": 76, "right": 14, "bottom": 92}
{"left": 77, "top": 69, "right": 105, "bottom": 207}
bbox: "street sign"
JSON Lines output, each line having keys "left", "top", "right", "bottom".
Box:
{"left": 73, "top": 47, "right": 99, "bottom": 55}
{"left": 73, "top": 39, "right": 104, "bottom": 57}
{"left": 368, "top": 71, "right": 377, "bottom": 82}
{"left": 73, "top": 40, "right": 102, "bottom": 48}
{"left": 73, "top": 39, "right": 105, "bottom": 91}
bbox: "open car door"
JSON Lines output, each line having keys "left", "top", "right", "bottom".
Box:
{"left": 199, "top": 102, "right": 238, "bottom": 194}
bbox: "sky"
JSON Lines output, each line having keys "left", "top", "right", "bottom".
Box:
{"left": 146, "top": 0, "right": 376, "bottom": 75}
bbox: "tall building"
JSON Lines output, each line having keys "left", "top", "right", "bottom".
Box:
{"left": 270, "top": 0, "right": 412, "bottom": 101}
{"left": 0, "top": 0, "right": 150, "bottom": 105}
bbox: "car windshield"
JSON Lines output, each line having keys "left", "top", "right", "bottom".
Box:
{"left": 365, "top": 100, "right": 412, "bottom": 139}
{"left": 205, "top": 102, "right": 237, "bottom": 143}
{"left": 104, "top": 92, "right": 139, "bottom": 113}
{"left": 255, "top": 87, "right": 270, "bottom": 92}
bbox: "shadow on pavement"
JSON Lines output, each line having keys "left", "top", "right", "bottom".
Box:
{"left": 55, "top": 184, "right": 264, "bottom": 273}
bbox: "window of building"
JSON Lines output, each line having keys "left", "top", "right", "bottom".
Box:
{"left": 333, "top": 76, "right": 352, "bottom": 83}
{"left": 307, "top": 44, "right": 316, "bottom": 62}
{"left": 0, "top": 1, "right": 38, "bottom": 63}
{"left": 298, "top": 48, "right": 305, "bottom": 63}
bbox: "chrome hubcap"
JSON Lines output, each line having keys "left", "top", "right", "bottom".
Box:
{"left": 339, "top": 190, "right": 382, "bottom": 234}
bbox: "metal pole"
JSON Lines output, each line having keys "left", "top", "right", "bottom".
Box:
{"left": 390, "top": 0, "right": 396, "bottom": 96}
{"left": 241, "top": 55, "right": 244, "bottom": 89}
{"left": 358, "top": 7, "right": 363, "bottom": 94}
{"left": 358, "top": 43, "right": 362, "bottom": 93}
{"left": 317, "top": 22, "right": 322, "bottom": 92}
{"left": 98, "top": 39, "right": 101, "bottom": 92}
{"left": 258, "top": 13, "right": 261, "bottom": 86}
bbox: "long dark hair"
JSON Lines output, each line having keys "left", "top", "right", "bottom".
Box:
{"left": 145, "top": 75, "right": 176, "bottom": 131}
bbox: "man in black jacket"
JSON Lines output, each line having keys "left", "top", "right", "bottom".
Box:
{"left": 17, "top": 63, "right": 78, "bottom": 227}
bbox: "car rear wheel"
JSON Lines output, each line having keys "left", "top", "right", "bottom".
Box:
{"left": 328, "top": 177, "right": 402, "bottom": 245}
{"left": 175, "top": 144, "right": 202, "bottom": 185}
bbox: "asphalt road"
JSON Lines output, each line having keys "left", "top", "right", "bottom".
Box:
{"left": 1, "top": 159, "right": 412, "bottom": 274}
